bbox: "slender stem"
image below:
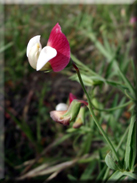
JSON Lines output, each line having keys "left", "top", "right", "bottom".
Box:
{"left": 73, "top": 62, "right": 121, "bottom": 164}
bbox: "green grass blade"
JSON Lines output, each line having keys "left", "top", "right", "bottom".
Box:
{"left": 80, "top": 160, "right": 96, "bottom": 181}
{"left": 71, "top": 53, "right": 97, "bottom": 76}
{"left": 8, "top": 111, "right": 36, "bottom": 147}
{"left": 0, "top": 42, "right": 13, "bottom": 53}
{"left": 124, "top": 115, "right": 136, "bottom": 170}
{"left": 123, "top": 171, "right": 137, "bottom": 180}
{"left": 108, "top": 170, "right": 124, "bottom": 180}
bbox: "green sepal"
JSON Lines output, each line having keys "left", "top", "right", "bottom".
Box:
{"left": 62, "top": 100, "right": 81, "bottom": 122}
{"left": 73, "top": 106, "right": 86, "bottom": 128}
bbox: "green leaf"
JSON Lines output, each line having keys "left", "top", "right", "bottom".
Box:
{"left": 124, "top": 90, "right": 135, "bottom": 101}
{"left": 102, "top": 167, "right": 110, "bottom": 181}
{"left": 70, "top": 74, "right": 104, "bottom": 87}
{"left": 87, "top": 32, "right": 112, "bottom": 60}
{"left": 67, "top": 174, "right": 77, "bottom": 181}
{"left": 114, "top": 97, "right": 126, "bottom": 121}
{"left": 118, "top": 67, "right": 135, "bottom": 97}
{"left": 70, "top": 74, "right": 94, "bottom": 86}
{"left": 116, "top": 126, "right": 129, "bottom": 153}
{"left": 105, "top": 57, "right": 115, "bottom": 79}
{"left": 105, "top": 151, "right": 119, "bottom": 170}
{"left": 124, "top": 115, "right": 136, "bottom": 171}
{"left": 130, "top": 121, "right": 136, "bottom": 171}
{"left": 71, "top": 53, "right": 97, "bottom": 76}
{"left": 97, "top": 165, "right": 107, "bottom": 180}
{"left": 108, "top": 170, "right": 125, "bottom": 180}
{"left": 98, "top": 60, "right": 106, "bottom": 75}
{"left": 80, "top": 160, "right": 96, "bottom": 180}
{"left": 0, "top": 42, "right": 13, "bottom": 53}
{"left": 8, "top": 112, "right": 35, "bottom": 145}
{"left": 85, "top": 30, "right": 135, "bottom": 95}
{"left": 55, "top": 133, "right": 74, "bottom": 147}
{"left": 102, "top": 32, "right": 112, "bottom": 54}
{"left": 109, "top": 170, "right": 137, "bottom": 180}
{"left": 106, "top": 80, "right": 128, "bottom": 90}
{"left": 112, "top": 93, "right": 119, "bottom": 108}
{"left": 79, "top": 133, "right": 92, "bottom": 155}
{"left": 123, "top": 171, "right": 137, "bottom": 180}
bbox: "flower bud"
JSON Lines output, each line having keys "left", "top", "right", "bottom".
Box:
{"left": 73, "top": 106, "right": 86, "bottom": 128}
{"left": 50, "top": 100, "right": 81, "bottom": 126}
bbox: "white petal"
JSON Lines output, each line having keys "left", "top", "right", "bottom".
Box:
{"left": 27, "top": 35, "right": 42, "bottom": 69}
{"left": 56, "top": 103, "right": 68, "bottom": 111}
{"left": 36, "top": 46, "right": 57, "bottom": 71}
{"left": 26, "top": 35, "right": 41, "bottom": 57}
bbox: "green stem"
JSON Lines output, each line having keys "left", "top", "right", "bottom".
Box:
{"left": 73, "top": 63, "right": 121, "bottom": 165}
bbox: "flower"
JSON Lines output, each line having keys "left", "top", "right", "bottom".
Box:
{"left": 50, "top": 100, "right": 81, "bottom": 126}
{"left": 50, "top": 93, "right": 87, "bottom": 126}
{"left": 26, "top": 23, "right": 70, "bottom": 72}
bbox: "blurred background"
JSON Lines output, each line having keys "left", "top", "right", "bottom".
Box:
{"left": 3, "top": 3, "right": 137, "bottom": 182}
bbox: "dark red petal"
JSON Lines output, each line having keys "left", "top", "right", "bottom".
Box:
{"left": 69, "top": 93, "right": 77, "bottom": 104}
{"left": 78, "top": 100, "right": 88, "bottom": 106}
{"left": 47, "top": 23, "right": 70, "bottom": 72}
{"left": 69, "top": 93, "right": 88, "bottom": 106}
